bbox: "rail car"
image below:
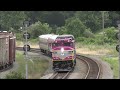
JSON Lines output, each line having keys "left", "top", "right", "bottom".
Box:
{"left": 39, "top": 34, "right": 76, "bottom": 72}
{"left": 0, "top": 31, "right": 16, "bottom": 70}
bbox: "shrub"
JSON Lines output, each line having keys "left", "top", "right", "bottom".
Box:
{"left": 26, "top": 21, "right": 52, "bottom": 38}
{"left": 83, "top": 28, "right": 95, "bottom": 38}
{"left": 104, "top": 27, "right": 117, "bottom": 40}
{"left": 5, "top": 71, "right": 25, "bottom": 79}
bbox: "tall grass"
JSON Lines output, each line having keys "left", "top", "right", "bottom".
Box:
{"left": 15, "top": 51, "right": 49, "bottom": 79}
{"left": 101, "top": 57, "right": 118, "bottom": 79}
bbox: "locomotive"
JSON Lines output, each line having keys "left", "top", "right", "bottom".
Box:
{"left": 0, "top": 31, "right": 16, "bottom": 70}
{"left": 39, "top": 34, "right": 76, "bottom": 71}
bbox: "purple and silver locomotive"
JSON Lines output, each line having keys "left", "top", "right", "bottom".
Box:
{"left": 39, "top": 34, "right": 76, "bottom": 71}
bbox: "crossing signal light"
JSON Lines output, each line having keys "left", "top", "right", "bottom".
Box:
{"left": 116, "top": 32, "right": 120, "bottom": 39}
{"left": 23, "top": 44, "right": 31, "bottom": 51}
{"left": 23, "top": 32, "right": 30, "bottom": 39}
{"left": 116, "top": 45, "right": 119, "bottom": 52}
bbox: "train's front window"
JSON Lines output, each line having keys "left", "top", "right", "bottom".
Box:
{"left": 52, "top": 42, "right": 73, "bottom": 47}
{"left": 52, "top": 43, "right": 60, "bottom": 47}
{"left": 64, "top": 42, "right": 73, "bottom": 47}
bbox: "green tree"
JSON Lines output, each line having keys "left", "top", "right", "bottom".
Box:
{"left": 75, "top": 11, "right": 103, "bottom": 32}
{"left": 56, "top": 26, "right": 67, "bottom": 35}
{"left": 0, "top": 11, "right": 26, "bottom": 31}
{"left": 27, "top": 21, "right": 52, "bottom": 38}
{"left": 65, "top": 17, "right": 86, "bottom": 38}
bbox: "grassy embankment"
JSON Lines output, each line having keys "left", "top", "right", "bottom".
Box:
{"left": 15, "top": 51, "right": 49, "bottom": 79}
{"left": 76, "top": 42, "right": 118, "bottom": 79}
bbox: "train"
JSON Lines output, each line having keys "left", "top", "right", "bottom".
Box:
{"left": 39, "top": 34, "right": 76, "bottom": 71}
{"left": 0, "top": 31, "right": 16, "bottom": 70}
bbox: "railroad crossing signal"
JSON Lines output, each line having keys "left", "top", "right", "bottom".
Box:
{"left": 116, "top": 45, "right": 119, "bottom": 52}
{"left": 23, "top": 44, "right": 31, "bottom": 51}
{"left": 23, "top": 20, "right": 31, "bottom": 79}
{"left": 23, "top": 32, "right": 30, "bottom": 39}
{"left": 116, "top": 32, "right": 120, "bottom": 40}
{"left": 23, "top": 20, "right": 30, "bottom": 27}
{"left": 116, "top": 32, "right": 120, "bottom": 52}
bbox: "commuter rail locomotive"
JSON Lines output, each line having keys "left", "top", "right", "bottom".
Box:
{"left": 39, "top": 34, "right": 76, "bottom": 71}
{"left": 0, "top": 31, "right": 16, "bottom": 70}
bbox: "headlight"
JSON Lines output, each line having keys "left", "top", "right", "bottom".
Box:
{"left": 61, "top": 47, "right": 64, "bottom": 52}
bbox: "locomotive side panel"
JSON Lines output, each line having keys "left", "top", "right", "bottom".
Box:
{"left": 39, "top": 37, "right": 49, "bottom": 51}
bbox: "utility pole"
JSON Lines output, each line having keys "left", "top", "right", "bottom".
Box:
{"left": 23, "top": 20, "right": 30, "bottom": 79}
{"left": 25, "top": 25, "right": 28, "bottom": 79}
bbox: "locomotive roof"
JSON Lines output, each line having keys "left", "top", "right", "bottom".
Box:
{"left": 39, "top": 34, "right": 75, "bottom": 41}
{"left": 49, "top": 35, "right": 59, "bottom": 40}
{"left": 39, "top": 34, "right": 59, "bottom": 40}
{"left": 39, "top": 34, "right": 53, "bottom": 39}
{"left": 58, "top": 34, "right": 74, "bottom": 38}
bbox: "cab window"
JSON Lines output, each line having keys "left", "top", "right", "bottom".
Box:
{"left": 52, "top": 43, "right": 59, "bottom": 47}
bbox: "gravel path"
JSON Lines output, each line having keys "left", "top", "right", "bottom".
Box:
{"left": 67, "top": 59, "right": 88, "bottom": 79}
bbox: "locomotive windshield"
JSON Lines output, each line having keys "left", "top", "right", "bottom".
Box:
{"left": 52, "top": 42, "right": 73, "bottom": 47}
{"left": 52, "top": 43, "right": 60, "bottom": 47}
{"left": 64, "top": 42, "right": 73, "bottom": 46}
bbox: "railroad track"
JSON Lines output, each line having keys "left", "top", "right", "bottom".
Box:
{"left": 16, "top": 47, "right": 101, "bottom": 79}
{"left": 16, "top": 47, "right": 40, "bottom": 53}
{"left": 0, "top": 64, "right": 13, "bottom": 72}
{"left": 49, "top": 71, "right": 71, "bottom": 79}
{"left": 76, "top": 54, "right": 101, "bottom": 79}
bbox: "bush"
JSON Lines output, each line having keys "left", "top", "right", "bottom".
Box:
{"left": 5, "top": 71, "right": 25, "bottom": 79}
{"left": 26, "top": 21, "right": 52, "bottom": 38}
{"left": 83, "top": 28, "right": 95, "bottom": 38}
{"left": 56, "top": 26, "right": 67, "bottom": 35}
{"left": 76, "top": 37, "right": 95, "bottom": 44}
{"left": 76, "top": 37, "right": 86, "bottom": 42}
{"left": 16, "top": 33, "right": 23, "bottom": 40}
{"left": 104, "top": 27, "right": 117, "bottom": 40}
{"left": 65, "top": 17, "right": 87, "bottom": 38}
